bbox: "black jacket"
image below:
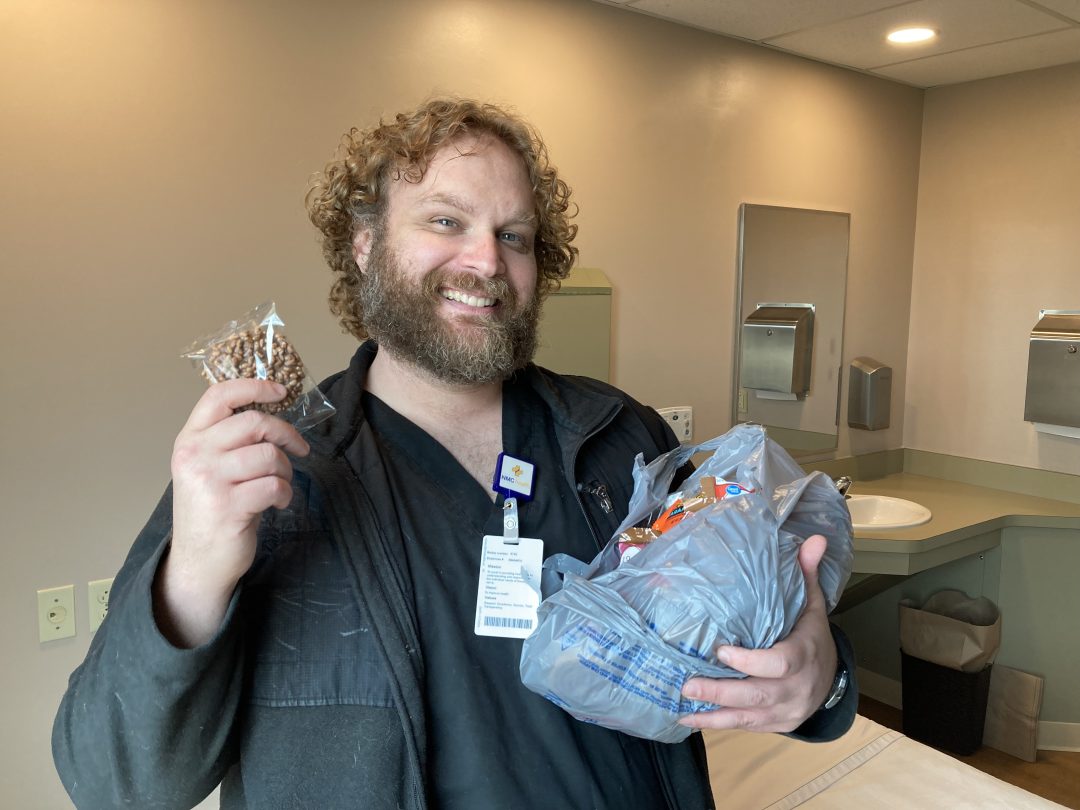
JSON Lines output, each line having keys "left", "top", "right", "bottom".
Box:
{"left": 52, "top": 342, "right": 854, "bottom": 809}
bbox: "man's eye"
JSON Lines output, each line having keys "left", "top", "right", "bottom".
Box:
{"left": 500, "top": 232, "right": 532, "bottom": 249}
{"left": 433, "top": 217, "right": 458, "bottom": 228}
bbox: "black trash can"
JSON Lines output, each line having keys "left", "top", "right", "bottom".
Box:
{"left": 898, "top": 590, "right": 1001, "bottom": 756}
{"left": 901, "top": 650, "right": 992, "bottom": 755}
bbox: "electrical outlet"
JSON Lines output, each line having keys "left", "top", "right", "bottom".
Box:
{"left": 738, "top": 388, "right": 748, "bottom": 413}
{"left": 38, "top": 585, "right": 76, "bottom": 642}
{"left": 88, "top": 578, "right": 114, "bottom": 632}
{"left": 657, "top": 406, "right": 693, "bottom": 443}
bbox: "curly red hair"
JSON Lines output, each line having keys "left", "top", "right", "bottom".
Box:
{"left": 306, "top": 98, "right": 579, "bottom": 340}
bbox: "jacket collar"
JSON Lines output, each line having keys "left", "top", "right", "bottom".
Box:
{"left": 308, "top": 341, "right": 623, "bottom": 460}
{"left": 520, "top": 363, "right": 624, "bottom": 454}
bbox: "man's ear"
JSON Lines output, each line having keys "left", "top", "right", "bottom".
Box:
{"left": 352, "top": 227, "right": 374, "bottom": 274}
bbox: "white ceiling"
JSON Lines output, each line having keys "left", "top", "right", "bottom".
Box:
{"left": 591, "top": 0, "right": 1080, "bottom": 87}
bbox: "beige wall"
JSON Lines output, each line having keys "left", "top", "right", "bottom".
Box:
{"left": 905, "top": 62, "right": 1080, "bottom": 475}
{"left": 1, "top": 0, "right": 923, "bottom": 805}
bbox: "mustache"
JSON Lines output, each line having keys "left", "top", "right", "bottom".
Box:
{"left": 421, "top": 270, "right": 516, "bottom": 306}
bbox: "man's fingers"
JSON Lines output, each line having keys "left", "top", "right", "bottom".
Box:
{"left": 183, "top": 379, "right": 291, "bottom": 432}
{"left": 217, "top": 442, "right": 294, "bottom": 485}
{"left": 683, "top": 673, "right": 772, "bottom": 707}
{"left": 678, "top": 677, "right": 803, "bottom": 733}
{"left": 231, "top": 474, "right": 294, "bottom": 516}
{"left": 711, "top": 642, "right": 795, "bottom": 679}
{"left": 206, "top": 409, "right": 310, "bottom": 457}
{"left": 173, "top": 411, "right": 309, "bottom": 483}
{"left": 678, "top": 706, "right": 799, "bottom": 734}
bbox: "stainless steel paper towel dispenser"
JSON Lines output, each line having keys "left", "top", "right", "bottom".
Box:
{"left": 1024, "top": 310, "right": 1080, "bottom": 428}
{"left": 848, "top": 357, "right": 891, "bottom": 430}
{"left": 740, "top": 304, "right": 815, "bottom": 395}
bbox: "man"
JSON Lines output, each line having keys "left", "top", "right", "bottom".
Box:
{"left": 53, "top": 98, "right": 855, "bottom": 809}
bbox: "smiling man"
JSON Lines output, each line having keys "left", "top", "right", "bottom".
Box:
{"left": 345, "top": 128, "right": 547, "bottom": 490}
{"left": 53, "top": 98, "right": 855, "bottom": 810}
{"left": 355, "top": 135, "right": 543, "bottom": 389}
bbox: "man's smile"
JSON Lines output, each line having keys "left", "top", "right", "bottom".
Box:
{"left": 440, "top": 287, "right": 498, "bottom": 309}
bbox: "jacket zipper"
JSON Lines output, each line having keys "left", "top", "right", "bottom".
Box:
{"left": 570, "top": 409, "right": 680, "bottom": 810}
{"left": 577, "top": 480, "right": 613, "bottom": 513}
{"left": 568, "top": 404, "right": 621, "bottom": 551}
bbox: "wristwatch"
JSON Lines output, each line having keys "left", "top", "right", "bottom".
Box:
{"left": 820, "top": 666, "right": 849, "bottom": 711}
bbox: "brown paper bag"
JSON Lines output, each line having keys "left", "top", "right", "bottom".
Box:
{"left": 983, "top": 665, "right": 1044, "bottom": 762}
{"left": 899, "top": 590, "right": 1001, "bottom": 673}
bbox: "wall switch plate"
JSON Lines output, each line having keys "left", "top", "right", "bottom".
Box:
{"left": 657, "top": 406, "right": 693, "bottom": 443}
{"left": 738, "top": 388, "right": 748, "bottom": 413}
{"left": 88, "top": 578, "right": 114, "bottom": 633}
{"left": 38, "top": 585, "right": 76, "bottom": 642}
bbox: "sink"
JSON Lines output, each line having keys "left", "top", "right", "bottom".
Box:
{"left": 846, "top": 494, "right": 932, "bottom": 530}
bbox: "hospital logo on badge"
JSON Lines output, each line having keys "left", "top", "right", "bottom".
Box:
{"left": 493, "top": 453, "right": 536, "bottom": 501}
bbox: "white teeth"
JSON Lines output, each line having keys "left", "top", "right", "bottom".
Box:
{"left": 442, "top": 289, "right": 496, "bottom": 307}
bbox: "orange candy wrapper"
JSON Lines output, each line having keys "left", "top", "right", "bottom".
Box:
{"left": 616, "top": 476, "right": 755, "bottom": 560}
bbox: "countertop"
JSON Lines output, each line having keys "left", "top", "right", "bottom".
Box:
{"left": 843, "top": 473, "right": 1080, "bottom": 575}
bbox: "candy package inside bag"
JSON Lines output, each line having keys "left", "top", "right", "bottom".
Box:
{"left": 181, "top": 301, "right": 336, "bottom": 431}
{"left": 519, "top": 423, "right": 853, "bottom": 743}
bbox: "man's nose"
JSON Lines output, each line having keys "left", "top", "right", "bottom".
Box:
{"left": 461, "top": 231, "right": 502, "bottom": 277}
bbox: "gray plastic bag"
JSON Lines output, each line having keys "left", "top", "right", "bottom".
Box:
{"left": 519, "top": 424, "right": 854, "bottom": 743}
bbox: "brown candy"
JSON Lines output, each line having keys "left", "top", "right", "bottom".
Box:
{"left": 201, "top": 327, "right": 306, "bottom": 414}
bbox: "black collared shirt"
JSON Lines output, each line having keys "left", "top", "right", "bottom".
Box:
{"left": 362, "top": 373, "right": 670, "bottom": 809}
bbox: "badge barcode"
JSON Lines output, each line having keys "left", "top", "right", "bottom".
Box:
{"left": 483, "top": 616, "right": 533, "bottom": 629}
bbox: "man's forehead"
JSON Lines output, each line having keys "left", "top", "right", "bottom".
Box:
{"left": 387, "top": 135, "right": 535, "bottom": 215}
{"left": 427, "top": 132, "right": 508, "bottom": 168}
{"left": 433, "top": 138, "right": 515, "bottom": 178}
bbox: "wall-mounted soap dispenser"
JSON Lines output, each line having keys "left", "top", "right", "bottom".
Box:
{"left": 1024, "top": 310, "right": 1080, "bottom": 433}
{"left": 740, "top": 303, "right": 815, "bottom": 396}
{"left": 848, "top": 357, "right": 891, "bottom": 430}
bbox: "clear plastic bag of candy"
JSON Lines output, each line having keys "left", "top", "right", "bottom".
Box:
{"left": 181, "top": 301, "right": 335, "bottom": 431}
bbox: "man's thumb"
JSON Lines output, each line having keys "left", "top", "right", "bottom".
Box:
{"left": 798, "top": 534, "right": 828, "bottom": 587}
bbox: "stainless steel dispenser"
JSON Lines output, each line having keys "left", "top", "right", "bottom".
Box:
{"left": 740, "top": 303, "right": 815, "bottom": 396}
{"left": 1024, "top": 310, "right": 1080, "bottom": 428}
{"left": 848, "top": 357, "right": 891, "bottom": 430}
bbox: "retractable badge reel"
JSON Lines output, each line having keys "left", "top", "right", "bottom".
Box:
{"left": 474, "top": 453, "right": 543, "bottom": 639}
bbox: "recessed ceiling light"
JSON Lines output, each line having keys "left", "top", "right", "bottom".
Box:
{"left": 887, "top": 27, "right": 937, "bottom": 44}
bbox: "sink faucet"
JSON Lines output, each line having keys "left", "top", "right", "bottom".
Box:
{"left": 834, "top": 476, "right": 853, "bottom": 497}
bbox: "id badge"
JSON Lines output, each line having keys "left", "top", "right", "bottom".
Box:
{"left": 474, "top": 535, "right": 543, "bottom": 639}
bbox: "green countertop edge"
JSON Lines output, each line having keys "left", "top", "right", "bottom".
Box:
{"left": 843, "top": 478, "right": 1080, "bottom": 575}
{"left": 802, "top": 448, "right": 1080, "bottom": 575}
{"left": 806, "top": 448, "right": 1080, "bottom": 506}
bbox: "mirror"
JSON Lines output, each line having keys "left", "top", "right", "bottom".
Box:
{"left": 733, "top": 204, "right": 850, "bottom": 456}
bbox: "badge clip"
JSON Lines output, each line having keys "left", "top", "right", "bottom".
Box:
{"left": 503, "top": 497, "right": 520, "bottom": 544}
